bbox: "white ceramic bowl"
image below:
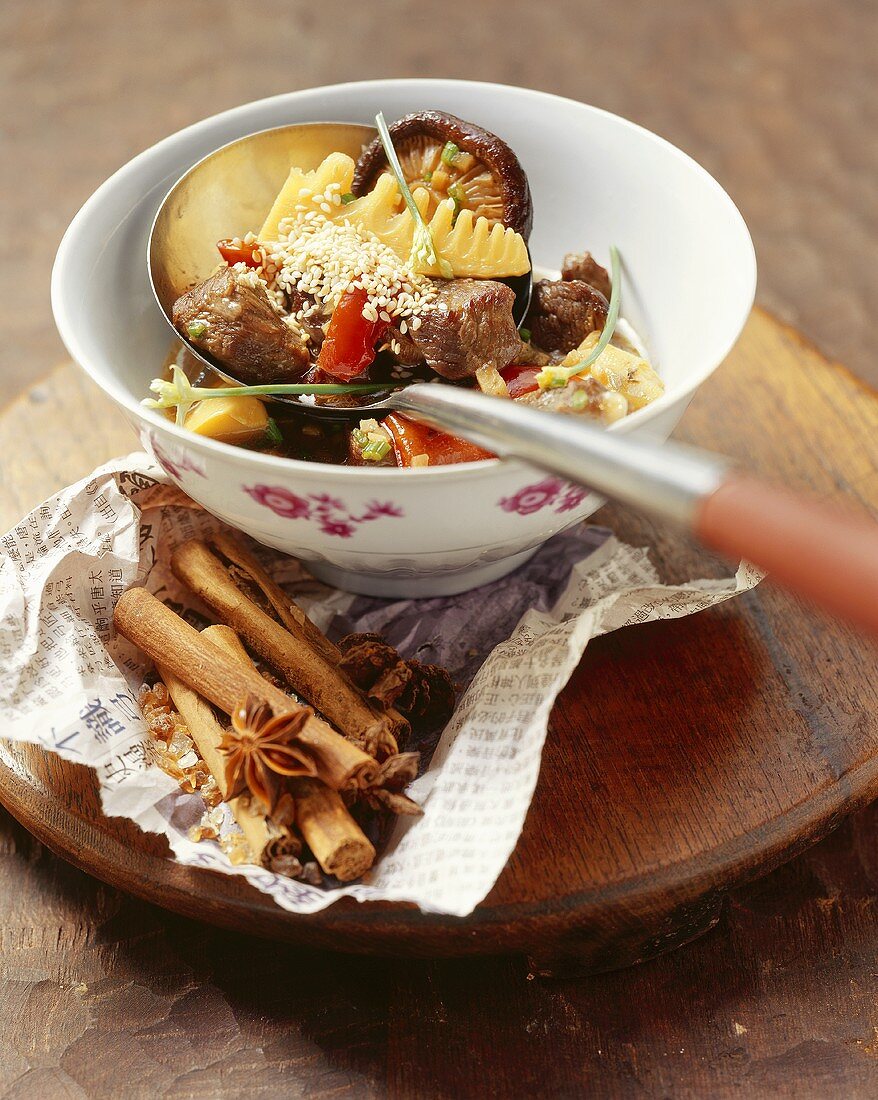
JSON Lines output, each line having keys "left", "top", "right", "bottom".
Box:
{"left": 52, "top": 80, "right": 755, "bottom": 597}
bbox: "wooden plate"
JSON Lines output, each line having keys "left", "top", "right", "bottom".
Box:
{"left": 2, "top": 309, "right": 878, "bottom": 972}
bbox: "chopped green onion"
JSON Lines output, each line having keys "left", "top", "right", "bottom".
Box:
{"left": 518, "top": 326, "right": 531, "bottom": 343}
{"left": 422, "top": 169, "right": 433, "bottom": 184}
{"left": 441, "top": 141, "right": 459, "bottom": 166}
{"left": 264, "top": 417, "right": 283, "bottom": 445}
{"left": 375, "top": 111, "right": 453, "bottom": 277}
{"left": 187, "top": 320, "right": 208, "bottom": 339}
{"left": 535, "top": 365, "right": 570, "bottom": 390}
{"left": 341, "top": 192, "right": 356, "bottom": 204}
{"left": 536, "top": 245, "right": 622, "bottom": 391}
{"left": 447, "top": 182, "right": 464, "bottom": 216}
{"left": 570, "top": 388, "right": 590, "bottom": 411}
{"left": 361, "top": 438, "right": 392, "bottom": 462}
{"left": 353, "top": 426, "right": 391, "bottom": 461}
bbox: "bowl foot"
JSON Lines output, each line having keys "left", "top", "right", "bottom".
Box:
{"left": 307, "top": 546, "right": 541, "bottom": 598}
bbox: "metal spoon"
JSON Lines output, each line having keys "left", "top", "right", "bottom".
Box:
{"left": 148, "top": 120, "right": 532, "bottom": 393}
{"left": 352, "top": 381, "right": 878, "bottom": 639}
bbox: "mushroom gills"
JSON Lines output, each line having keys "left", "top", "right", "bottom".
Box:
{"left": 352, "top": 110, "right": 533, "bottom": 239}
{"left": 393, "top": 134, "right": 507, "bottom": 227}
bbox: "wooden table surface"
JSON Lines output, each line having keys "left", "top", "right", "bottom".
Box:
{"left": 3, "top": 312, "right": 878, "bottom": 1098}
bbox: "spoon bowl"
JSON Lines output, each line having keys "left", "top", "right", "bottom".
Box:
{"left": 148, "top": 120, "right": 533, "bottom": 408}
{"left": 148, "top": 121, "right": 373, "bottom": 387}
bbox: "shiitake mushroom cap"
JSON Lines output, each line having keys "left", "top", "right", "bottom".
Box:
{"left": 353, "top": 110, "right": 533, "bottom": 240}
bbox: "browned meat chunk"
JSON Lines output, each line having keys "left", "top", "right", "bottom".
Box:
{"left": 561, "top": 251, "right": 612, "bottom": 299}
{"left": 409, "top": 279, "right": 521, "bottom": 380}
{"left": 385, "top": 323, "right": 424, "bottom": 367}
{"left": 524, "top": 279, "right": 608, "bottom": 355}
{"left": 172, "top": 269, "right": 309, "bottom": 385}
{"left": 285, "top": 287, "right": 327, "bottom": 350}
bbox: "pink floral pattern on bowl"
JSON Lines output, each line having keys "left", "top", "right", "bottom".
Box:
{"left": 149, "top": 435, "right": 207, "bottom": 481}
{"left": 243, "top": 484, "right": 404, "bottom": 539}
{"left": 498, "top": 478, "right": 588, "bottom": 517}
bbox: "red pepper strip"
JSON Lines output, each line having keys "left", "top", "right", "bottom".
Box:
{"left": 500, "top": 363, "right": 541, "bottom": 398}
{"left": 217, "top": 239, "right": 262, "bottom": 268}
{"left": 384, "top": 413, "right": 494, "bottom": 467}
{"left": 317, "top": 286, "right": 388, "bottom": 381}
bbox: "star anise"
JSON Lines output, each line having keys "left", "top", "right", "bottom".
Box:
{"left": 359, "top": 751, "right": 423, "bottom": 816}
{"left": 218, "top": 695, "right": 316, "bottom": 813}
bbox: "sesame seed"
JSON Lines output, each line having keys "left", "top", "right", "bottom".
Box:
{"left": 262, "top": 208, "right": 437, "bottom": 327}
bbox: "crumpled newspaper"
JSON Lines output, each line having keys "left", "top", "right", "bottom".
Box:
{"left": 0, "top": 454, "right": 762, "bottom": 917}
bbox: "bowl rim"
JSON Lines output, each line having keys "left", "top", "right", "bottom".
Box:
{"left": 51, "top": 77, "right": 757, "bottom": 481}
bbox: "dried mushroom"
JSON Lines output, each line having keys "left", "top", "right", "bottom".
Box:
{"left": 353, "top": 110, "right": 533, "bottom": 239}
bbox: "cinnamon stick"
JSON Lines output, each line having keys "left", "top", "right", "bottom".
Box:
{"left": 171, "top": 538, "right": 404, "bottom": 756}
{"left": 154, "top": 655, "right": 301, "bottom": 870}
{"left": 156, "top": 659, "right": 235, "bottom": 800}
{"left": 207, "top": 532, "right": 412, "bottom": 737}
{"left": 208, "top": 530, "right": 340, "bottom": 663}
{"left": 233, "top": 793, "right": 303, "bottom": 875}
{"left": 114, "top": 587, "right": 377, "bottom": 790}
{"left": 292, "top": 779, "right": 376, "bottom": 882}
{"left": 207, "top": 619, "right": 376, "bottom": 882}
